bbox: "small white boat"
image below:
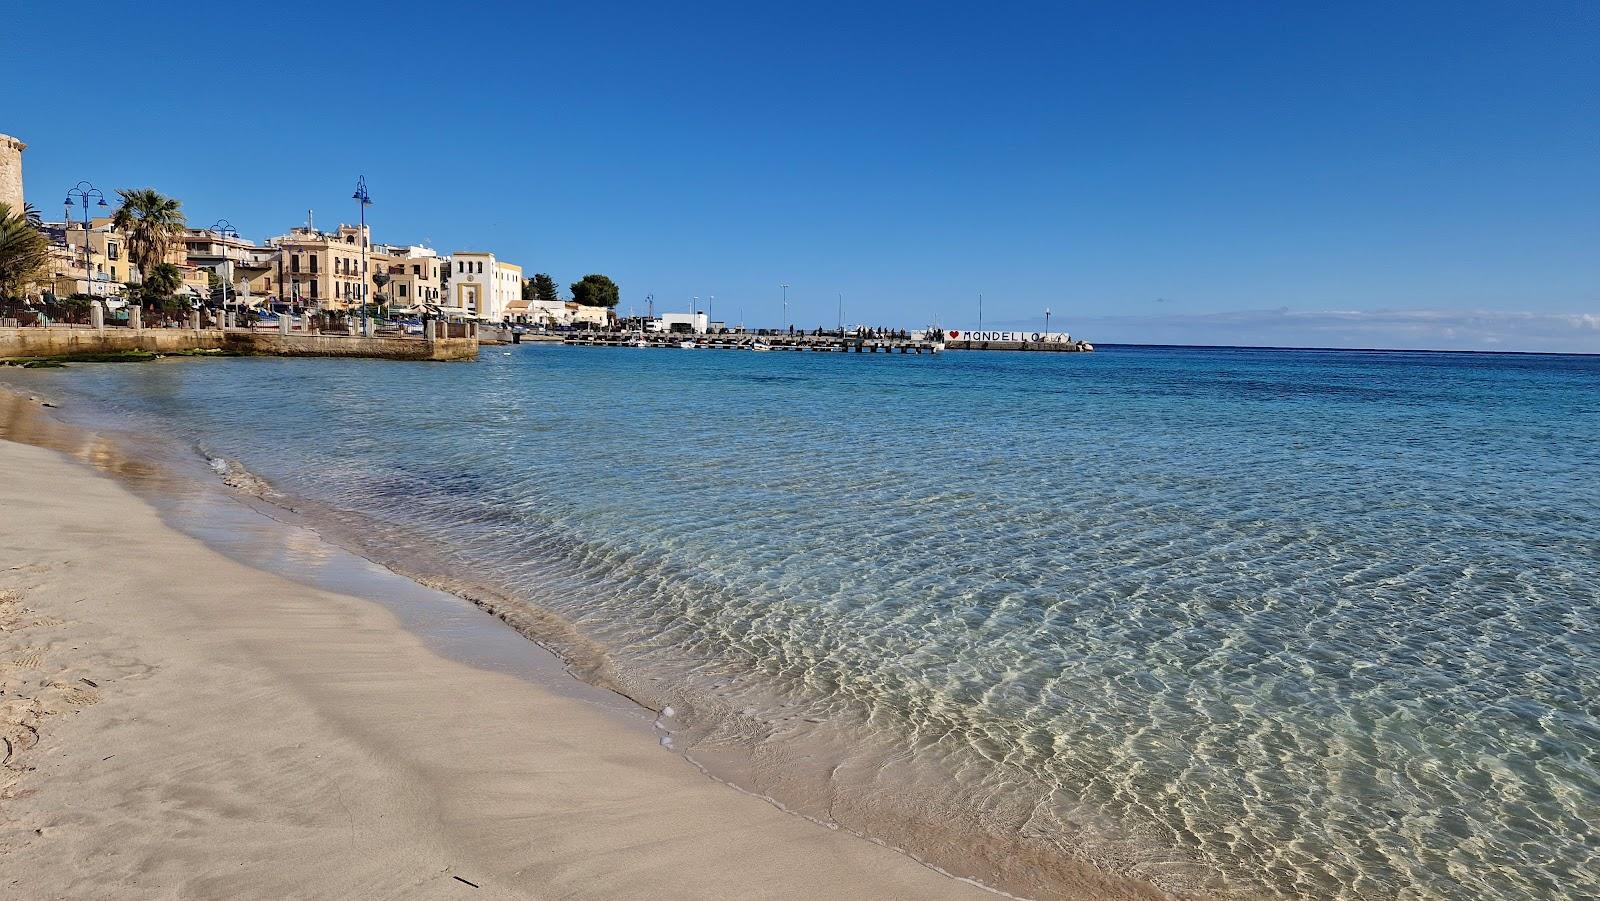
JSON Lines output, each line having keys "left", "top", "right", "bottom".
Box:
{"left": 751, "top": 341, "right": 773, "bottom": 352}
{"left": 633, "top": 338, "right": 649, "bottom": 348}
{"left": 678, "top": 340, "right": 697, "bottom": 349}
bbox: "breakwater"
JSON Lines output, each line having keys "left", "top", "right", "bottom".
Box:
{"left": 0, "top": 326, "right": 478, "bottom": 362}
{"left": 565, "top": 332, "right": 946, "bottom": 353}
{"left": 946, "top": 338, "right": 1093, "bottom": 352}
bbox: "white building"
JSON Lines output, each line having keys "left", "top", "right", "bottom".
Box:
{"left": 505, "top": 298, "right": 569, "bottom": 326}
{"left": 653, "top": 311, "right": 708, "bottom": 333}
{"left": 444, "top": 251, "right": 522, "bottom": 322}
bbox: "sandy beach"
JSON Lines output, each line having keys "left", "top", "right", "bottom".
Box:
{"left": 0, "top": 434, "right": 1001, "bottom": 900}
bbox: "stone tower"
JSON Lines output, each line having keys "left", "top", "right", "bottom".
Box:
{"left": 0, "top": 134, "right": 24, "bottom": 215}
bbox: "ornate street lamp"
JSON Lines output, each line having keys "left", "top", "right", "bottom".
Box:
{"left": 63, "top": 181, "right": 108, "bottom": 314}
{"left": 352, "top": 176, "right": 372, "bottom": 337}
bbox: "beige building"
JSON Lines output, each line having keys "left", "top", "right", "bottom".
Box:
{"left": 185, "top": 228, "right": 279, "bottom": 303}
{"left": 569, "top": 302, "right": 612, "bottom": 328}
{"left": 268, "top": 225, "right": 370, "bottom": 310}
{"left": 48, "top": 220, "right": 126, "bottom": 297}
{"left": 372, "top": 245, "right": 443, "bottom": 311}
{"left": 49, "top": 217, "right": 195, "bottom": 298}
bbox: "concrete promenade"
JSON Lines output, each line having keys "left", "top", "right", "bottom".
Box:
{"left": 1, "top": 324, "right": 479, "bottom": 362}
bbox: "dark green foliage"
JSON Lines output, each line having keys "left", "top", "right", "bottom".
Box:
{"left": 569, "top": 273, "right": 619, "bottom": 308}
{"left": 529, "top": 272, "right": 560, "bottom": 301}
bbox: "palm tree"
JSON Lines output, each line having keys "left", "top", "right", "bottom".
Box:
{"left": 110, "top": 188, "right": 185, "bottom": 282}
{"left": 0, "top": 202, "right": 53, "bottom": 301}
{"left": 23, "top": 203, "right": 42, "bottom": 228}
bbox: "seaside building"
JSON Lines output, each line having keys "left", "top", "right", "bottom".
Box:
{"left": 267, "top": 225, "right": 370, "bottom": 311}
{"left": 45, "top": 217, "right": 198, "bottom": 299}
{"left": 654, "top": 311, "right": 708, "bottom": 333}
{"left": 372, "top": 244, "right": 443, "bottom": 312}
{"left": 185, "top": 228, "right": 279, "bottom": 304}
{"left": 42, "top": 219, "right": 122, "bottom": 297}
{"left": 504, "top": 298, "right": 571, "bottom": 327}
{"left": 444, "top": 251, "right": 521, "bottom": 322}
{"left": 569, "top": 302, "right": 611, "bottom": 329}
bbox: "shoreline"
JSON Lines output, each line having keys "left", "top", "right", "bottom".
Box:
{"left": 0, "top": 417, "right": 1008, "bottom": 898}
{"left": 0, "top": 374, "right": 1179, "bottom": 901}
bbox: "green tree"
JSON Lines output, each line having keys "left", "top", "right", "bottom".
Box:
{"left": 0, "top": 202, "right": 54, "bottom": 300}
{"left": 110, "top": 188, "right": 186, "bottom": 283}
{"left": 138, "top": 262, "right": 185, "bottom": 309}
{"left": 530, "top": 272, "right": 559, "bottom": 301}
{"left": 569, "top": 273, "right": 619, "bottom": 308}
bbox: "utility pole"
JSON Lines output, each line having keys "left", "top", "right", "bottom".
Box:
{"left": 978, "top": 293, "right": 983, "bottom": 331}
{"left": 837, "top": 293, "right": 843, "bottom": 333}
{"left": 780, "top": 283, "right": 789, "bottom": 331}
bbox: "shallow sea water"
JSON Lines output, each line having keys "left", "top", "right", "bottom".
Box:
{"left": 9, "top": 344, "right": 1597, "bottom": 899}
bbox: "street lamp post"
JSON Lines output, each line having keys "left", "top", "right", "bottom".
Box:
{"left": 209, "top": 219, "right": 238, "bottom": 320}
{"left": 780, "top": 283, "right": 789, "bottom": 333}
{"left": 352, "top": 176, "right": 372, "bottom": 337}
{"left": 63, "top": 181, "right": 109, "bottom": 319}
{"left": 1044, "top": 307, "right": 1051, "bottom": 338}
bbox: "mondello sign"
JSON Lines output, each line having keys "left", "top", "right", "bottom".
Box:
{"left": 947, "top": 330, "right": 1071, "bottom": 342}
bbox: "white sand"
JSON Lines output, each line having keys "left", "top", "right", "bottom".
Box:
{"left": 0, "top": 437, "right": 998, "bottom": 899}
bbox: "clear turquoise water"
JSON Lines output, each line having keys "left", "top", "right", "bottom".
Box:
{"left": 14, "top": 345, "right": 1599, "bottom": 899}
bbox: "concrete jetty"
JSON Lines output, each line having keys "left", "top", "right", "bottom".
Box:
{"left": 562, "top": 333, "right": 946, "bottom": 353}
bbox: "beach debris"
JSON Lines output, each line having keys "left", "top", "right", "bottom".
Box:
{"left": 101, "top": 755, "right": 114, "bottom": 761}
{"left": 451, "top": 876, "right": 480, "bottom": 888}
{"left": 80, "top": 678, "right": 97, "bottom": 688}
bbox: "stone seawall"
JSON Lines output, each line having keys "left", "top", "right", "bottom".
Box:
{"left": 0, "top": 328, "right": 478, "bottom": 362}
{"left": 231, "top": 333, "right": 478, "bottom": 361}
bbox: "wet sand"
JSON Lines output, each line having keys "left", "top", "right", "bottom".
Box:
{"left": 0, "top": 431, "right": 1002, "bottom": 899}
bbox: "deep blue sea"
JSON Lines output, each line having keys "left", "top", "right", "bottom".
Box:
{"left": 10, "top": 344, "right": 1598, "bottom": 899}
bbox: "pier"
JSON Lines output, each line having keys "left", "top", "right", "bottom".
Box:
{"left": 561, "top": 333, "right": 946, "bottom": 353}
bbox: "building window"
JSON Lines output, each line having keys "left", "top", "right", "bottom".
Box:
{"left": 411, "top": 265, "right": 420, "bottom": 275}
{"left": 291, "top": 254, "right": 301, "bottom": 273}
{"left": 108, "top": 243, "right": 119, "bottom": 260}
{"left": 311, "top": 256, "right": 319, "bottom": 273}
{"left": 311, "top": 281, "right": 319, "bottom": 298}
{"left": 399, "top": 284, "right": 408, "bottom": 297}
{"left": 476, "top": 261, "right": 483, "bottom": 273}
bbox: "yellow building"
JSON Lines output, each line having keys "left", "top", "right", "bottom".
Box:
{"left": 268, "top": 224, "right": 370, "bottom": 310}
{"left": 49, "top": 217, "right": 195, "bottom": 298}
{"left": 185, "top": 228, "right": 279, "bottom": 304}
{"left": 372, "top": 245, "right": 443, "bottom": 311}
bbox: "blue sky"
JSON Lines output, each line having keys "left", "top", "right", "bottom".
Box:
{"left": 4, "top": 1, "right": 1596, "bottom": 350}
